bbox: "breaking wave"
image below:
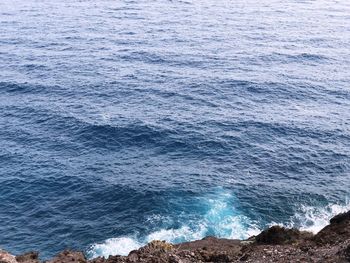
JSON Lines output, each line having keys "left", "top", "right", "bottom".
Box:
{"left": 87, "top": 189, "right": 260, "bottom": 258}
{"left": 88, "top": 194, "right": 350, "bottom": 259}
{"left": 89, "top": 237, "right": 142, "bottom": 259}
{"left": 286, "top": 201, "right": 350, "bottom": 233}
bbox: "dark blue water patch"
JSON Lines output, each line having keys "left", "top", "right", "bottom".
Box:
{"left": 0, "top": 82, "right": 64, "bottom": 95}
{"left": 0, "top": 37, "right": 24, "bottom": 45}
{"left": 207, "top": 79, "right": 326, "bottom": 102}
{"left": 0, "top": 105, "right": 232, "bottom": 157}
{"left": 261, "top": 52, "right": 331, "bottom": 64}
{"left": 115, "top": 51, "right": 212, "bottom": 68}
{"left": 22, "top": 64, "right": 48, "bottom": 71}
{"left": 1, "top": 97, "right": 349, "bottom": 164}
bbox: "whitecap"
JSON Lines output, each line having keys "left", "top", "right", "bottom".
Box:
{"left": 88, "top": 237, "right": 142, "bottom": 258}
{"left": 290, "top": 201, "right": 350, "bottom": 233}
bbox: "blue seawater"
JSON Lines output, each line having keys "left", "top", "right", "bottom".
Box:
{"left": 0, "top": 0, "right": 350, "bottom": 259}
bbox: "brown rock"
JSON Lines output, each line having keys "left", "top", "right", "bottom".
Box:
{"left": 0, "top": 250, "right": 17, "bottom": 263}
{"left": 16, "top": 252, "right": 39, "bottom": 263}
{"left": 88, "top": 257, "right": 105, "bottom": 263}
{"left": 314, "top": 211, "right": 350, "bottom": 245}
{"left": 255, "top": 226, "right": 312, "bottom": 245}
{"left": 46, "top": 251, "right": 86, "bottom": 263}
{"left": 330, "top": 211, "right": 350, "bottom": 225}
{"left": 343, "top": 244, "right": 350, "bottom": 261}
{"left": 207, "top": 252, "right": 231, "bottom": 262}
{"left": 127, "top": 251, "right": 138, "bottom": 262}
{"left": 104, "top": 255, "right": 123, "bottom": 263}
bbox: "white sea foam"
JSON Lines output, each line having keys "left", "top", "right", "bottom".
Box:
{"left": 202, "top": 191, "right": 261, "bottom": 239}
{"left": 289, "top": 201, "right": 350, "bottom": 233}
{"left": 146, "top": 225, "right": 206, "bottom": 243}
{"left": 88, "top": 237, "right": 142, "bottom": 258}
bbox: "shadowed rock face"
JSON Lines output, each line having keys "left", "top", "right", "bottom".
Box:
{"left": 1, "top": 210, "right": 350, "bottom": 263}
{"left": 341, "top": 244, "right": 350, "bottom": 261}
{"left": 255, "top": 226, "right": 313, "bottom": 245}
{"left": 15, "top": 252, "right": 39, "bottom": 263}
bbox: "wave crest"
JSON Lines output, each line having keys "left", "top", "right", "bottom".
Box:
{"left": 87, "top": 189, "right": 260, "bottom": 258}
{"left": 88, "top": 237, "right": 142, "bottom": 259}
{"left": 289, "top": 201, "right": 350, "bottom": 233}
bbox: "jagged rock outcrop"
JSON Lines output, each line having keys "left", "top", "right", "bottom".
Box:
{"left": 314, "top": 211, "right": 350, "bottom": 245}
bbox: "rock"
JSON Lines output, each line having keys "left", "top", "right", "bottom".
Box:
{"left": 0, "top": 250, "right": 17, "bottom": 263}
{"left": 46, "top": 251, "right": 86, "bottom": 263}
{"left": 103, "top": 255, "right": 123, "bottom": 263}
{"left": 175, "top": 236, "right": 241, "bottom": 252}
{"left": 341, "top": 244, "right": 350, "bottom": 261}
{"left": 239, "top": 253, "right": 249, "bottom": 261}
{"left": 16, "top": 252, "right": 39, "bottom": 263}
{"left": 88, "top": 257, "right": 105, "bottom": 263}
{"left": 314, "top": 211, "right": 350, "bottom": 245}
{"left": 330, "top": 211, "right": 350, "bottom": 224}
{"left": 207, "top": 253, "right": 231, "bottom": 262}
{"left": 255, "top": 226, "right": 312, "bottom": 245}
{"left": 168, "top": 254, "right": 183, "bottom": 263}
{"left": 138, "top": 240, "right": 173, "bottom": 254}
{"left": 127, "top": 251, "right": 138, "bottom": 262}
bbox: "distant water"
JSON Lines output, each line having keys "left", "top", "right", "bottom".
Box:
{"left": 1, "top": 0, "right": 350, "bottom": 259}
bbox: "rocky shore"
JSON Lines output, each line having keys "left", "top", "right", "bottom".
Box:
{"left": 1, "top": 211, "right": 350, "bottom": 263}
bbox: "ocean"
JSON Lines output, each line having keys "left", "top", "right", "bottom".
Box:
{"left": 0, "top": 0, "right": 349, "bottom": 259}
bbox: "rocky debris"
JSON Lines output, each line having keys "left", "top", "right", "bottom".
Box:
{"left": 3, "top": 210, "right": 350, "bottom": 263}
{"left": 255, "top": 226, "right": 313, "bottom": 245}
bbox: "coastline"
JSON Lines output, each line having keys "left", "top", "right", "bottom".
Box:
{"left": 1, "top": 211, "right": 349, "bottom": 263}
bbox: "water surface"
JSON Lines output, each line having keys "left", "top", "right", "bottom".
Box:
{"left": 0, "top": 0, "right": 349, "bottom": 259}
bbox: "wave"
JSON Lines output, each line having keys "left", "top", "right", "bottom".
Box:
{"left": 88, "top": 237, "right": 142, "bottom": 259}
{"left": 87, "top": 191, "right": 350, "bottom": 259}
{"left": 87, "top": 189, "right": 260, "bottom": 258}
{"left": 284, "top": 201, "right": 350, "bottom": 233}
{"left": 0, "top": 81, "right": 67, "bottom": 95}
